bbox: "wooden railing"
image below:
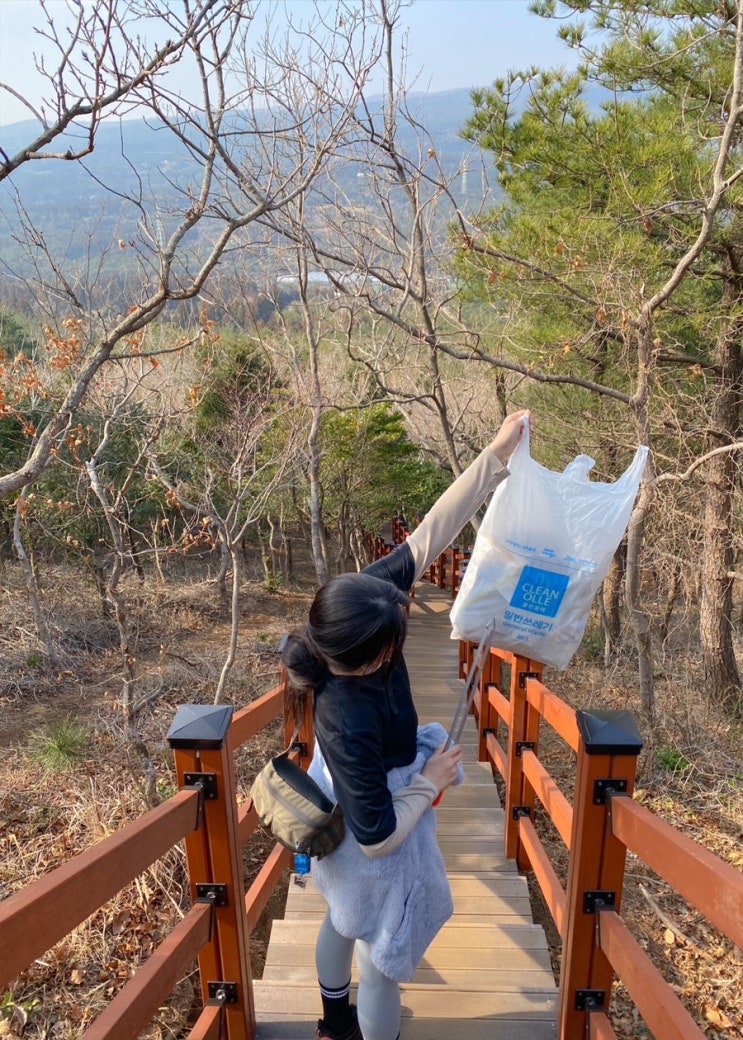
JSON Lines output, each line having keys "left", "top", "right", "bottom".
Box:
{"left": 2, "top": 520, "right": 741, "bottom": 1040}
{"left": 0, "top": 678, "right": 314, "bottom": 1040}
{"left": 385, "top": 515, "right": 743, "bottom": 1039}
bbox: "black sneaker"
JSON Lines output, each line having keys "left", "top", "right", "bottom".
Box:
{"left": 315, "top": 1005, "right": 363, "bottom": 1040}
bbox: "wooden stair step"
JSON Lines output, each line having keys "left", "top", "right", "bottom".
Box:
{"left": 260, "top": 965, "right": 555, "bottom": 991}
{"left": 265, "top": 918, "right": 552, "bottom": 952}
{"left": 283, "top": 874, "right": 532, "bottom": 914}
{"left": 253, "top": 979, "right": 557, "bottom": 1018}
{"left": 255, "top": 1020, "right": 556, "bottom": 1040}
{"left": 263, "top": 937, "right": 551, "bottom": 974}
{"left": 431, "top": 787, "right": 501, "bottom": 809}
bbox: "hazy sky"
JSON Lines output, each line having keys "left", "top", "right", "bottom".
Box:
{"left": 0, "top": 0, "right": 579, "bottom": 127}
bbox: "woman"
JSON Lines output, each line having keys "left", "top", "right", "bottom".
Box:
{"left": 281, "top": 410, "right": 529, "bottom": 1040}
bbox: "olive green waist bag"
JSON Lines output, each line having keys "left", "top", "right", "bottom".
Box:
{"left": 250, "top": 745, "right": 344, "bottom": 860}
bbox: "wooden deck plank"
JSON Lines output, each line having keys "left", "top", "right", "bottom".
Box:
{"left": 431, "top": 787, "right": 501, "bottom": 808}
{"left": 259, "top": 960, "right": 555, "bottom": 986}
{"left": 284, "top": 899, "right": 535, "bottom": 918}
{"left": 282, "top": 880, "right": 535, "bottom": 922}
{"left": 266, "top": 919, "right": 551, "bottom": 951}
{"left": 457, "top": 761, "right": 498, "bottom": 783}
{"left": 255, "top": 1020, "right": 555, "bottom": 1040}
{"left": 283, "top": 875, "right": 531, "bottom": 901}
{"left": 440, "top": 851, "right": 518, "bottom": 872}
{"left": 253, "top": 581, "right": 557, "bottom": 1040}
{"left": 264, "top": 939, "right": 552, "bottom": 973}
{"left": 254, "top": 981, "right": 557, "bottom": 1018}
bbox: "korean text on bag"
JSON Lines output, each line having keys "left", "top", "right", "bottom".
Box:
{"left": 450, "top": 419, "right": 648, "bottom": 669}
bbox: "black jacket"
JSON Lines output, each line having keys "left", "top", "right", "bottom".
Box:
{"left": 312, "top": 542, "right": 417, "bottom": 846}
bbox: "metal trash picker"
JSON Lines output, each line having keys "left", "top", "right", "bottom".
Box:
{"left": 432, "top": 619, "right": 496, "bottom": 806}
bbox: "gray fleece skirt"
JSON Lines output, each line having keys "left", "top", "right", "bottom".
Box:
{"left": 307, "top": 722, "right": 455, "bottom": 981}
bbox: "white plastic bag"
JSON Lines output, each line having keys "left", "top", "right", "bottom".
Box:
{"left": 450, "top": 419, "right": 648, "bottom": 669}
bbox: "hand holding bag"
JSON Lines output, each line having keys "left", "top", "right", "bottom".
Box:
{"left": 450, "top": 418, "right": 648, "bottom": 669}
{"left": 250, "top": 736, "right": 344, "bottom": 860}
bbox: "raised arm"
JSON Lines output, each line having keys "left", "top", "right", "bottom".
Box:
{"left": 406, "top": 411, "right": 529, "bottom": 583}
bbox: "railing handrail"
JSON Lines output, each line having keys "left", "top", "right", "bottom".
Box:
{"left": 608, "top": 792, "right": 743, "bottom": 948}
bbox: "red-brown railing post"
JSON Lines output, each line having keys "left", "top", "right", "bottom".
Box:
{"left": 457, "top": 638, "right": 469, "bottom": 683}
{"left": 476, "top": 649, "right": 501, "bottom": 763}
{"left": 391, "top": 515, "right": 409, "bottom": 544}
{"left": 453, "top": 549, "right": 471, "bottom": 598}
{"left": 169, "top": 705, "right": 254, "bottom": 1040}
{"left": 450, "top": 548, "right": 460, "bottom": 598}
{"left": 503, "top": 654, "right": 543, "bottom": 869}
{"left": 283, "top": 667, "right": 315, "bottom": 765}
{"left": 557, "top": 709, "right": 643, "bottom": 1040}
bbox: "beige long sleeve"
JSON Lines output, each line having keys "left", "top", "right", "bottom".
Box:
{"left": 359, "top": 448, "right": 510, "bottom": 860}
{"left": 359, "top": 773, "right": 439, "bottom": 858}
{"left": 407, "top": 447, "right": 509, "bottom": 583}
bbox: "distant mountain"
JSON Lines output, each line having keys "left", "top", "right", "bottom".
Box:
{"left": 0, "top": 90, "right": 494, "bottom": 268}
{"left": 0, "top": 81, "right": 613, "bottom": 238}
{"left": 0, "top": 113, "right": 203, "bottom": 266}
{"left": 0, "top": 83, "right": 618, "bottom": 299}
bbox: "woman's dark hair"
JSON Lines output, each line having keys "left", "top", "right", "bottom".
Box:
{"left": 281, "top": 572, "right": 410, "bottom": 700}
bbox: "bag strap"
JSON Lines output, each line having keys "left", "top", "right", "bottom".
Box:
{"left": 281, "top": 720, "right": 341, "bottom": 815}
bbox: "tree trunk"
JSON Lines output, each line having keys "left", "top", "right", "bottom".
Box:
{"left": 659, "top": 561, "right": 680, "bottom": 645}
{"left": 256, "top": 521, "right": 272, "bottom": 584}
{"left": 93, "top": 552, "right": 112, "bottom": 619}
{"left": 216, "top": 532, "right": 231, "bottom": 605}
{"left": 277, "top": 509, "right": 292, "bottom": 581}
{"left": 267, "top": 513, "right": 281, "bottom": 584}
{"left": 214, "top": 543, "right": 241, "bottom": 705}
{"left": 281, "top": 502, "right": 293, "bottom": 581}
{"left": 308, "top": 409, "right": 328, "bottom": 585}
{"left": 601, "top": 544, "right": 626, "bottom": 667}
{"left": 13, "top": 489, "right": 60, "bottom": 666}
{"left": 0, "top": 518, "right": 11, "bottom": 561}
{"left": 699, "top": 460, "right": 739, "bottom": 705}
{"left": 626, "top": 321, "right": 655, "bottom": 717}
{"left": 150, "top": 520, "right": 167, "bottom": 585}
{"left": 350, "top": 527, "right": 368, "bottom": 570}
{"left": 625, "top": 480, "right": 655, "bottom": 716}
{"left": 335, "top": 501, "right": 355, "bottom": 572}
{"left": 699, "top": 300, "right": 743, "bottom": 708}
{"left": 127, "top": 519, "right": 144, "bottom": 581}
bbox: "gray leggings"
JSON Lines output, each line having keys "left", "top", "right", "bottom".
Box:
{"left": 315, "top": 910, "right": 401, "bottom": 1040}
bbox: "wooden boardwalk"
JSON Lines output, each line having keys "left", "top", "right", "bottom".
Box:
{"left": 254, "top": 582, "right": 558, "bottom": 1039}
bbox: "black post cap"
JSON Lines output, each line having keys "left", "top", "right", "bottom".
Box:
{"left": 576, "top": 709, "right": 643, "bottom": 756}
{"left": 167, "top": 704, "right": 234, "bottom": 749}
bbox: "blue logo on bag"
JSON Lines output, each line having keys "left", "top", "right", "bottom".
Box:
{"left": 510, "top": 566, "right": 569, "bottom": 618}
